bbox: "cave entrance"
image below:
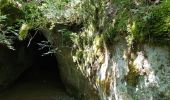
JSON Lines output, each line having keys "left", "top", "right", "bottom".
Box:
{"left": 0, "top": 30, "right": 73, "bottom": 100}
{"left": 16, "top": 30, "right": 61, "bottom": 84}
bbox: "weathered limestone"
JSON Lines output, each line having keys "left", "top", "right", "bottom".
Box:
{"left": 106, "top": 40, "right": 170, "bottom": 100}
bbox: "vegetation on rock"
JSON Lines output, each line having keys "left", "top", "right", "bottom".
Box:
{"left": 0, "top": 0, "right": 170, "bottom": 99}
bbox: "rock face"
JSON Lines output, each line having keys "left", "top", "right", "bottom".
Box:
{"left": 41, "top": 28, "right": 99, "bottom": 100}
{"left": 0, "top": 44, "right": 33, "bottom": 91}
{"left": 105, "top": 40, "right": 170, "bottom": 100}
{"left": 43, "top": 25, "right": 170, "bottom": 99}
{"left": 55, "top": 48, "right": 99, "bottom": 100}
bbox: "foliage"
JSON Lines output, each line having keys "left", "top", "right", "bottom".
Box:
{"left": 0, "top": 14, "right": 15, "bottom": 50}
{"left": 0, "top": 0, "right": 73, "bottom": 49}
{"left": 128, "top": 0, "right": 170, "bottom": 45}
{"left": 1, "top": 0, "right": 169, "bottom": 48}
{"left": 59, "top": 29, "right": 73, "bottom": 46}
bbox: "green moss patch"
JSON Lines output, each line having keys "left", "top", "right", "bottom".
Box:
{"left": 132, "top": 1, "right": 170, "bottom": 45}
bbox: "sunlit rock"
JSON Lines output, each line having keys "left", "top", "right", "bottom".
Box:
{"left": 106, "top": 42, "right": 170, "bottom": 100}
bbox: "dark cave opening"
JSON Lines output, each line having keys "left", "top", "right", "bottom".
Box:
{"left": 14, "top": 30, "right": 63, "bottom": 85}
{"left": 0, "top": 30, "right": 74, "bottom": 100}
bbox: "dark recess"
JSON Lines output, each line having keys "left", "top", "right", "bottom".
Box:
{"left": 15, "top": 30, "right": 63, "bottom": 84}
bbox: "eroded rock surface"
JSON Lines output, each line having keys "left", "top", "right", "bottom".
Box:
{"left": 107, "top": 41, "right": 170, "bottom": 100}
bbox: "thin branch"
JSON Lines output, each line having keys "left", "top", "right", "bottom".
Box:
{"left": 27, "top": 30, "right": 38, "bottom": 47}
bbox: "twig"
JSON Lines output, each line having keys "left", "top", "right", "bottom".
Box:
{"left": 27, "top": 30, "right": 38, "bottom": 47}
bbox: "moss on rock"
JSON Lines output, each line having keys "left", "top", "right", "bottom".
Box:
{"left": 132, "top": 1, "right": 170, "bottom": 45}
{"left": 125, "top": 63, "right": 140, "bottom": 87}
